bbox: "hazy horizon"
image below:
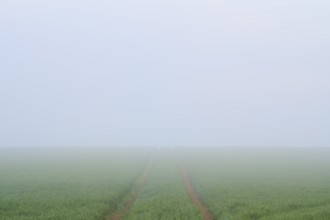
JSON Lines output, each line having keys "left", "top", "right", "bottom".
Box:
{"left": 1, "top": 0, "right": 329, "bottom": 148}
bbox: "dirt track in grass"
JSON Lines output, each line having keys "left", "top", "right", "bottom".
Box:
{"left": 108, "top": 152, "right": 214, "bottom": 220}
{"left": 108, "top": 159, "right": 153, "bottom": 220}
{"left": 180, "top": 163, "right": 214, "bottom": 220}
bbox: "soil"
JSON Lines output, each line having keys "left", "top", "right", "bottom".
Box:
{"left": 108, "top": 161, "right": 152, "bottom": 220}
{"left": 180, "top": 163, "right": 214, "bottom": 220}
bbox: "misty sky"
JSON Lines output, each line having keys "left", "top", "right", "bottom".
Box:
{"left": 1, "top": 0, "right": 329, "bottom": 147}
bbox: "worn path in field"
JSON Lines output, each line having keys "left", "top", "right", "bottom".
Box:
{"left": 108, "top": 158, "right": 153, "bottom": 220}
{"left": 180, "top": 162, "right": 214, "bottom": 220}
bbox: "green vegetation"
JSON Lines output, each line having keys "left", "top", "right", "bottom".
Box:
{"left": 181, "top": 147, "right": 330, "bottom": 220}
{"left": 123, "top": 148, "right": 202, "bottom": 220}
{"left": 1, "top": 147, "right": 330, "bottom": 220}
{"left": 0, "top": 148, "right": 151, "bottom": 220}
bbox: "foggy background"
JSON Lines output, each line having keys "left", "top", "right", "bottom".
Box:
{"left": 1, "top": 0, "right": 329, "bottom": 147}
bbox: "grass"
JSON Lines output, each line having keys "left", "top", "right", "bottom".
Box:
{"left": 0, "top": 148, "right": 151, "bottom": 220}
{"left": 1, "top": 147, "right": 330, "bottom": 220}
{"left": 123, "top": 148, "right": 202, "bottom": 220}
{"left": 181, "top": 147, "right": 330, "bottom": 220}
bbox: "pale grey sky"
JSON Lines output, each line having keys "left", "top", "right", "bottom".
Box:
{"left": 1, "top": 0, "right": 329, "bottom": 147}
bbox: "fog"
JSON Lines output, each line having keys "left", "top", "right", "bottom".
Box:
{"left": 1, "top": 0, "right": 329, "bottom": 147}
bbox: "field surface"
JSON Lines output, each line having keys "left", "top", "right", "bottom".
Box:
{"left": 122, "top": 149, "right": 202, "bottom": 220}
{"left": 181, "top": 147, "right": 330, "bottom": 220}
{"left": 0, "top": 148, "right": 151, "bottom": 220}
{"left": 1, "top": 147, "right": 330, "bottom": 220}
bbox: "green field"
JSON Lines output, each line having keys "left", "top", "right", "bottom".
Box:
{"left": 181, "top": 148, "right": 330, "bottom": 220}
{"left": 1, "top": 147, "right": 330, "bottom": 220}
{"left": 123, "top": 149, "right": 202, "bottom": 220}
{"left": 0, "top": 148, "right": 151, "bottom": 220}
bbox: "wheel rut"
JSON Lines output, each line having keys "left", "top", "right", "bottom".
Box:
{"left": 108, "top": 159, "right": 153, "bottom": 220}
{"left": 180, "top": 162, "right": 214, "bottom": 220}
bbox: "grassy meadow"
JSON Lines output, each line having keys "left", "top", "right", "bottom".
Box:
{"left": 124, "top": 148, "right": 202, "bottom": 220}
{"left": 181, "top": 147, "right": 330, "bottom": 220}
{"left": 0, "top": 148, "right": 151, "bottom": 220}
{"left": 0, "top": 147, "right": 330, "bottom": 220}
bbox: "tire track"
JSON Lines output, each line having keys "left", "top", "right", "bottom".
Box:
{"left": 180, "top": 162, "right": 214, "bottom": 220}
{"left": 108, "top": 158, "right": 153, "bottom": 220}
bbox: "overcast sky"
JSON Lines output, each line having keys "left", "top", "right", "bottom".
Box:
{"left": 1, "top": 0, "right": 329, "bottom": 147}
